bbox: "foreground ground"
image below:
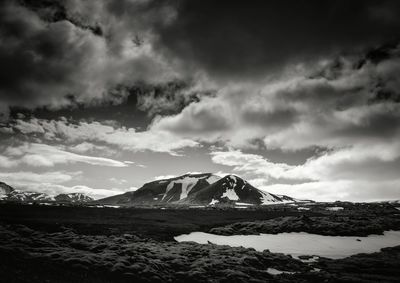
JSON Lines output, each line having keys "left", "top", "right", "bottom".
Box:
{"left": 0, "top": 202, "right": 399, "bottom": 282}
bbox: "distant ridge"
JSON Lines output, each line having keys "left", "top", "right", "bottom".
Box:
{"left": 54, "top": 193, "right": 94, "bottom": 203}
{"left": 0, "top": 181, "right": 93, "bottom": 204}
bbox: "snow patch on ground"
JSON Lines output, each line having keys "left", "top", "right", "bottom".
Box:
{"left": 298, "top": 207, "right": 311, "bottom": 211}
{"left": 92, "top": 205, "right": 120, "bottom": 208}
{"left": 235, "top": 202, "right": 253, "bottom": 206}
{"left": 175, "top": 231, "right": 400, "bottom": 259}
{"left": 267, "top": 268, "right": 296, "bottom": 275}
{"left": 326, "top": 206, "right": 344, "bottom": 211}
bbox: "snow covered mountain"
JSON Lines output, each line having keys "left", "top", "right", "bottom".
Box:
{"left": 54, "top": 193, "right": 94, "bottom": 203}
{"left": 0, "top": 181, "right": 92, "bottom": 204}
{"left": 97, "top": 173, "right": 298, "bottom": 206}
{"left": 0, "top": 181, "right": 55, "bottom": 202}
{"left": 184, "top": 175, "right": 296, "bottom": 205}
{"left": 98, "top": 173, "right": 221, "bottom": 205}
{"left": 1, "top": 190, "right": 55, "bottom": 202}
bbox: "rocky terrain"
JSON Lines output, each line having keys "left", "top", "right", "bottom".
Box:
{"left": 0, "top": 221, "right": 399, "bottom": 283}
{"left": 210, "top": 203, "right": 400, "bottom": 236}
{"left": 0, "top": 191, "right": 399, "bottom": 282}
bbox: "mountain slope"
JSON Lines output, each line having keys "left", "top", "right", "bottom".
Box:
{"left": 184, "top": 175, "right": 296, "bottom": 205}
{"left": 97, "top": 173, "right": 221, "bottom": 205}
{"left": 0, "top": 182, "right": 14, "bottom": 195}
{"left": 95, "top": 191, "right": 135, "bottom": 205}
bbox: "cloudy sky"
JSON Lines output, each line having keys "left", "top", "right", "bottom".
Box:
{"left": 1, "top": 0, "right": 400, "bottom": 201}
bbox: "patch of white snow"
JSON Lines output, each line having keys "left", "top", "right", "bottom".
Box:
{"left": 206, "top": 175, "right": 221, "bottom": 184}
{"left": 222, "top": 188, "right": 239, "bottom": 201}
{"left": 209, "top": 199, "right": 219, "bottom": 205}
{"left": 326, "top": 206, "right": 344, "bottom": 211}
{"left": 235, "top": 202, "right": 253, "bottom": 206}
{"left": 267, "top": 268, "right": 296, "bottom": 275}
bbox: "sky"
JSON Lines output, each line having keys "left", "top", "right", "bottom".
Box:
{"left": 0, "top": 0, "right": 400, "bottom": 201}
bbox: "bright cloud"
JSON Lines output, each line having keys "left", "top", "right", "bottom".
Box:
{"left": 9, "top": 118, "right": 199, "bottom": 155}
{"left": 1, "top": 143, "right": 128, "bottom": 168}
{"left": 211, "top": 147, "right": 400, "bottom": 201}
{"left": 0, "top": 171, "right": 80, "bottom": 185}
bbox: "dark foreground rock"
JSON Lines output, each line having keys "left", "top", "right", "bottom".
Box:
{"left": 0, "top": 224, "right": 309, "bottom": 282}
{"left": 209, "top": 213, "right": 400, "bottom": 236}
{"left": 0, "top": 224, "right": 400, "bottom": 282}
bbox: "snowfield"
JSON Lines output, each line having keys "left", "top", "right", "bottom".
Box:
{"left": 175, "top": 230, "right": 400, "bottom": 259}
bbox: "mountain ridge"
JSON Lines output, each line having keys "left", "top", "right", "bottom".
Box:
{"left": 96, "top": 173, "right": 301, "bottom": 206}
{"left": 0, "top": 182, "right": 93, "bottom": 204}
{"left": 0, "top": 174, "right": 308, "bottom": 206}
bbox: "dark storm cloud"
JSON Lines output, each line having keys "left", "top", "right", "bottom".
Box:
{"left": 155, "top": 0, "right": 400, "bottom": 79}
{"left": 152, "top": 40, "right": 400, "bottom": 152}
{"left": 18, "top": 0, "right": 104, "bottom": 36}
{"left": 134, "top": 81, "right": 215, "bottom": 117}
{"left": 0, "top": 0, "right": 179, "bottom": 119}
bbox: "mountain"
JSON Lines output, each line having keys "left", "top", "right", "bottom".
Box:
{"left": 0, "top": 182, "right": 15, "bottom": 195}
{"left": 97, "top": 173, "right": 298, "bottom": 206}
{"left": 0, "top": 181, "right": 93, "bottom": 204}
{"left": 1, "top": 190, "right": 54, "bottom": 202}
{"left": 184, "top": 175, "right": 296, "bottom": 205}
{"left": 54, "top": 193, "right": 94, "bottom": 203}
{"left": 97, "top": 173, "right": 221, "bottom": 205}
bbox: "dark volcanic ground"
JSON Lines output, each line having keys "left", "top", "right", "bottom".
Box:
{"left": 0, "top": 202, "right": 399, "bottom": 282}
{"left": 0, "top": 203, "right": 314, "bottom": 241}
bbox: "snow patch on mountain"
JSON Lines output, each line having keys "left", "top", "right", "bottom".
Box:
{"left": 206, "top": 175, "right": 221, "bottom": 184}
{"left": 162, "top": 174, "right": 221, "bottom": 201}
{"left": 178, "top": 177, "right": 200, "bottom": 199}
{"left": 210, "top": 198, "right": 219, "bottom": 205}
{"left": 222, "top": 188, "right": 239, "bottom": 201}
{"left": 260, "top": 191, "right": 280, "bottom": 204}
